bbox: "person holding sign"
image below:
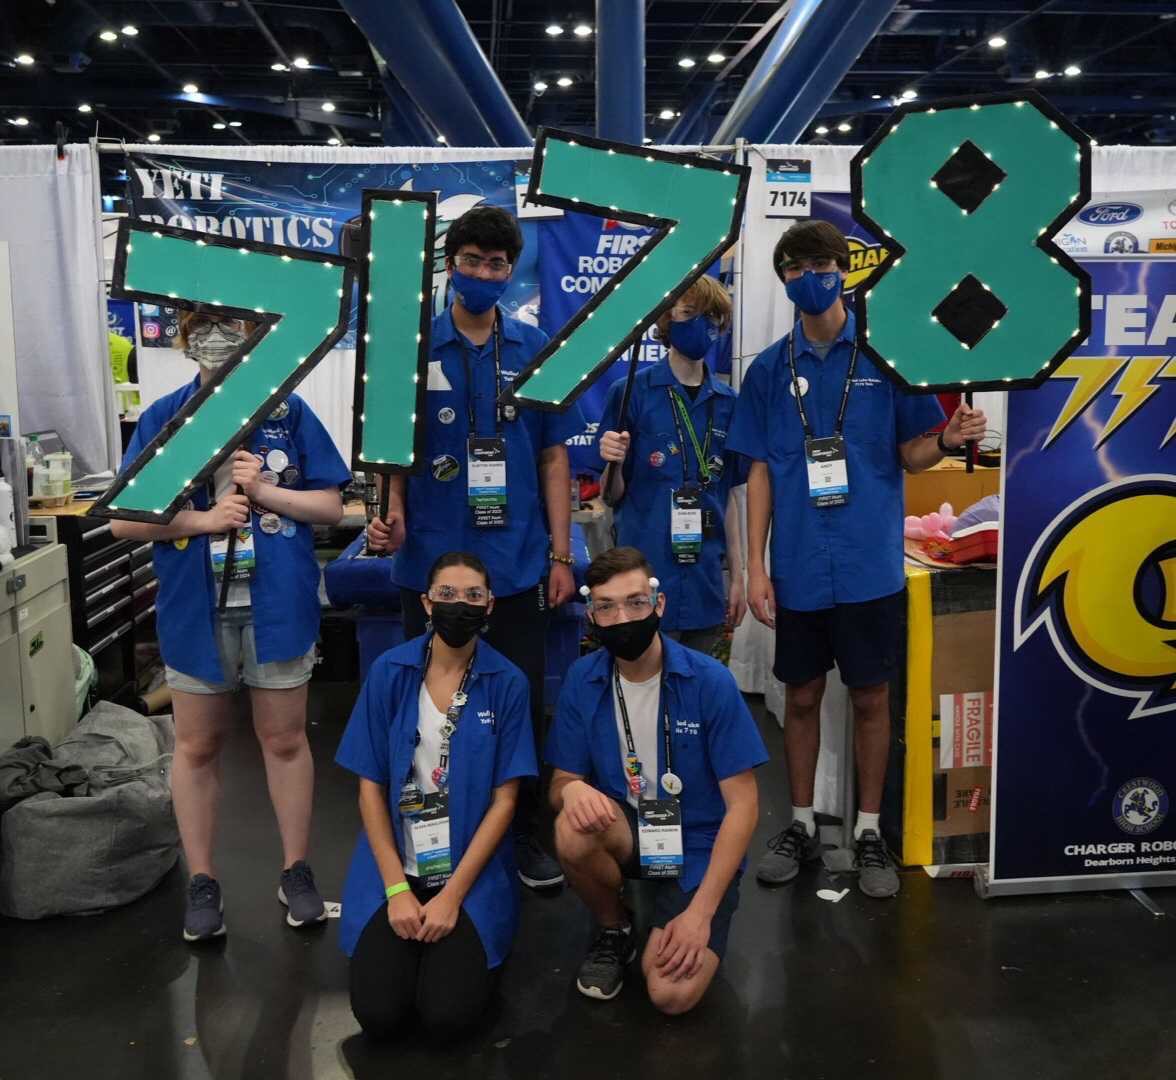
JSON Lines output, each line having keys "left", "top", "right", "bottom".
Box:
{"left": 336, "top": 552, "right": 537, "bottom": 1040}
{"left": 727, "top": 220, "right": 987, "bottom": 898}
{"left": 597, "top": 276, "right": 748, "bottom": 657}
{"left": 366, "top": 206, "right": 584, "bottom": 892}
{"left": 545, "top": 547, "right": 766, "bottom": 1013}
{"left": 111, "top": 310, "right": 351, "bottom": 942}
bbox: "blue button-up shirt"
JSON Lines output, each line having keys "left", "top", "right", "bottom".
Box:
{"left": 727, "top": 312, "right": 944, "bottom": 611}
{"left": 122, "top": 378, "right": 351, "bottom": 684}
{"left": 596, "top": 360, "right": 747, "bottom": 631}
{"left": 335, "top": 636, "right": 538, "bottom": 967}
{"left": 544, "top": 635, "right": 769, "bottom": 892}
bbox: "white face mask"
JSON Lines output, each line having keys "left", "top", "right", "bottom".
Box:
{"left": 186, "top": 323, "right": 246, "bottom": 371}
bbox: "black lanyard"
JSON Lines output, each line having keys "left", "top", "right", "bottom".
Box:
{"left": 787, "top": 323, "right": 858, "bottom": 439}
{"left": 667, "top": 383, "right": 715, "bottom": 487}
{"left": 456, "top": 311, "right": 503, "bottom": 436}
{"left": 416, "top": 635, "right": 477, "bottom": 780}
{"left": 613, "top": 664, "right": 674, "bottom": 793}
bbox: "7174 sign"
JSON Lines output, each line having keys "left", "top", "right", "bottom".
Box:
{"left": 764, "top": 158, "right": 812, "bottom": 219}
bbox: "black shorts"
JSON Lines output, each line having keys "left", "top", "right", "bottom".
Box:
{"left": 620, "top": 804, "right": 740, "bottom": 960}
{"left": 773, "top": 588, "right": 904, "bottom": 689}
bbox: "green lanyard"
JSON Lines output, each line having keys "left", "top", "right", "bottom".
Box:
{"left": 667, "top": 387, "right": 715, "bottom": 486}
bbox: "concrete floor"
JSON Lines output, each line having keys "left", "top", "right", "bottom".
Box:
{"left": 2, "top": 683, "right": 1173, "bottom": 1080}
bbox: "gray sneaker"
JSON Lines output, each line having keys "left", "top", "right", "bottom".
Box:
{"left": 278, "top": 861, "right": 328, "bottom": 927}
{"left": 855, "top": 829, "right": 900, "bottom": 898}
{"left": 576, "top": 925, "right": 636, "bottom": 1001}
{"left": 183, "top": 874, "right": 226, "bottom": 942}
{"left": 756, "top": 820, "right": 821, "bottom": 884}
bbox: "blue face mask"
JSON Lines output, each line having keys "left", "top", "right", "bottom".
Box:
{"left": 668, "top": 314, "right": 720, "bottom": 362}
{"left": 785, "top": 269, "right": 842, "bottom": 315}
{"left": 451, "top": 268, "right": 509, "bottom": 315}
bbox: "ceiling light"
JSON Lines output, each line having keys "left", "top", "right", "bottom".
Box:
{"left": 546, "top": 24, "right": 563, "bottom": 36}
{"left": 837, "top": 121, "right": 851, "bottom": 133}
{"left": 321, "top": 101, "right": 336, "bottom": 112}
{"left": 659, "top": 108, "right": 675, "bottom": 120}
{"left": 228, "top": 120, "right": 242, "bottom": 127}
{"left": 8, "top": 117, "right": 29, "bottom": 127}
{"left": 871, "top": 93, "right": 882, "bottom": 99}
{"left": 147, "top": 133, "right": 161, "bottom": 143}
{"left": 533, "top": 80, "right": 548, "bottom": 91}
{"left": 557, "top": 76, "right": 573, "bottom": 87}
{"left": 99, "top": 30, "right": 118, "bottom": 42}
{"left": 573, "top": 24, "right": 592, "bottom": 37}
{"left": 437, "top": 134, "right": 447, "bottom": 143}
{"left": 212, "top": 122, "right": 226, "bottom": 130}
{"left": 707, "top": 53, "right": 725, "bottom": 64}
{"left": 988, "top": 35, "right": 1007, "bottom": 48}
{"left": 642, "top": 137, "right": 653, "bottom": 143}
{"left": 1064, "top": 63, "right": 1081, "bottom": 76}
{"left": 292, "top": 56, "right": 310, "bottom": 69}
{"left": 901, "top": 88, "right": 918, "bottom": 99}
{"left": 182, "top": 83, "right": 199, "bottom": 94}
{"left": 121, "top": 25, "right": 139, "bottom": 36}
{"left": 78, "top": 103, "right": 92, "bottom": 113}
{"left": 328, "top": 137, "right": 340, "bottom": 146}
{"left": 678, "top": 57, "right": 696, "bottom": 69}
{"left": 815, "top": 125, "right": 829, "bottom": 135}
{"left": 1034, "top": 69, "right": 1051, "bottom": 79}
{"left": 271, "top": 62, "right": 289, "bottom": 72}
{"left": 15, "top": 54, "right": 34, "bottom": 66}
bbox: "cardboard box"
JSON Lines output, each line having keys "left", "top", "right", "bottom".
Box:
{"left": 905, "top": 458, "right": 1000, "bottom": 518}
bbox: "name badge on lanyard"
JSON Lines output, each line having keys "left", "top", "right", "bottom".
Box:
{"left": 467, "top": 436, "right": 507, "bottom": 527}
{"left": 209, "top": 526, "right": 256, "bottom": 580}
{"left": 670, "top": 485, "right": 704, "bottom": 564}
{"left": 409, "top": 792, "right": 453, "bottom": 888}
{"left": 638, "top": 799, "right": 684, "bottom": 878}
{"left": 789, "top": 323, "right": 857, "bottom": 510}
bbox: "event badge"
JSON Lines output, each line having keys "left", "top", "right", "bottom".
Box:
{"left": 671, "top": 486, "right": 703, "bottom": 565}
{"left": 637, "top": 799, "right": 683, "bottom": 879}
{"left": 805, "top": 436, "right": 849, "bottom": 507}
{"left": 410, "top": 792, "right": 453, "bottom": 888}
{"left": 467, "top": 436, "right": 507, "bottom": 528}
{"left": 209, "top": 526, "right": 255, "bottom": 580}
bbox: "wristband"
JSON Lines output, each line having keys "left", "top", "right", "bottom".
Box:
{"left": 936, "top": 429, "right": 956, "bottom": 454}
{"left": 549, "top": 550, "right": 574, "bottom": 566}
{"left": 385, "top": 881, "right": 410, "bottom": 900}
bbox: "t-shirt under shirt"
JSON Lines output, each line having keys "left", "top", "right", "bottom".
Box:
{"left": 611, "top": 670, "right": 661, "bottom": 809}
{"left": 401, "top": 682, "right": 448, "bottom": 877}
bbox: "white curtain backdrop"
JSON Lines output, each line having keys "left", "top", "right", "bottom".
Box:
{"left": 0, "top": 143, "right": 115, "bottom": 472}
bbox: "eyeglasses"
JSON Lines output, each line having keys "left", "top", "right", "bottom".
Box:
{"left": 454, "top": 252, "right": 512, "bottom": 276}
{"left": 590, "top": 595, "right": 654, "bottom": 620}
{"left": 429, "top": 585, "right": 490, "bottom": 604}
{"left": 188, "top": 315, "right": 247, "bottom": 334}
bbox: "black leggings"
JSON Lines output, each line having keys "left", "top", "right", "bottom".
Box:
{"left": 349, "top": 880, "right": 498, "bottom": 1041}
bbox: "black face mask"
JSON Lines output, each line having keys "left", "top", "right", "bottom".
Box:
{"left": 430, "top": 602, "right": 488, "bottom": 648}
{"left": 592, "top": 611, "right": 660, "bottom": 662}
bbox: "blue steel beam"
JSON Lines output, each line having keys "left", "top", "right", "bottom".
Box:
{"left": 596, "top": 0, "right": 645, "bottom": 144}
{"left": 340, "top": 0, "right": 498, "bottom": 145}
{"left": 712, "top": 0, "right": 898, "bottom": 145}
{"left": 379, "top": 73, "right": 439, "bottom": 146}
{"left": 664, "top": 83, "right": 720, "bottom": 145}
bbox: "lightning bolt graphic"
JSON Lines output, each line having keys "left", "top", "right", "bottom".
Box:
{"left": 1160, "top": 357, "right": 1176, "bottom": 448}
{"left": 1044, "top": 357, "right": 1126, "bottom": 447}
{"left": 1095, "top": 357, "right": 1169, "bottom": 447}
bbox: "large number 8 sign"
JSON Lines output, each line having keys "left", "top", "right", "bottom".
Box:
{"left": 851, "top": 91, "right": 1092, "bottom": 391}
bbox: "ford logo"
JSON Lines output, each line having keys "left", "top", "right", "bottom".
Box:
{"left": 1077, "top": 202, "right": 1143, "bottom": 226}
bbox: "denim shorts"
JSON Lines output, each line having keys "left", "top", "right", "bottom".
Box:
{"left": 164, "top": 608, "right": 316, "bottom": 694}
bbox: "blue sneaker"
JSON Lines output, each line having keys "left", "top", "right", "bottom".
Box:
{"left": 278, "top": 861, "right": 327, "bottom": 928}
{"left": 183, "top": 874, "right": 226, "bottom": 942}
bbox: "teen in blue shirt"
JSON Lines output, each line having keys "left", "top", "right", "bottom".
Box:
{"left": 112, "top": 311, "right": 351, "bottom": 942}
{"left": 367, "top": 206, "right": 583, "bottom": 891}
{"left": 597, "top": 275, "right": 748, "bottom": 657}
{"left": 726, "top": 220, "right": 986, "bottom": 899}
{"left": 336, "top": 552, "right": 537, "bottom": 1040}
{"left": 546, "top": 546, "right": 768, "bottom": 1014}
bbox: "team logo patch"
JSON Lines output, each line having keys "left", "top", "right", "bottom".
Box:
{"left": 432, "top": 454, "right": 460, "bottom": 482}
{"left": 649, "top": 450, "right": 666, "bottom": 468}
{"left": 1112, "top": 777, "right": 1169, "bottom": 836}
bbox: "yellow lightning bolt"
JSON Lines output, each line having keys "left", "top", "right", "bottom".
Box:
{"left": 1160, "top": 358, "right": 1176, "bottom": 448}
{"left": 1095, "top": 357, "right": 1170, "bottom": 447}
{"left": 1044, "top": 357, "right": 1126, "bottom": 447}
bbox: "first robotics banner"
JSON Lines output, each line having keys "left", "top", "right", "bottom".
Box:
{"left": 992, "top": 258, "right": 1176, "bottom": 884}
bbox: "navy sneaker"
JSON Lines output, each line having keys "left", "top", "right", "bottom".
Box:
{"left": 515, "top": 833, "right": 565, "bottom": 889}
{"left": 576, "top": 925, "right": 636, "bottom": 1001}
{"left": 183, "top": 874, "right": 226, "bottom": 942}
{"left": 278, "top": 860, "right": 328, "bottom": 928}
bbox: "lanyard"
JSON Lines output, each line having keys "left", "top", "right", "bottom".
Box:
{"left": 667, "top": 384, "right": 715, "bottom": 486}
{"left": 787, "top": 323, "right": 859, "bottom": 440}
{"left": 457, "top": 312, "right": 503, "bottom": 436}
{"left": 613, "top": 664, "right": 674, "bottom": 795}
{"left": 416, "top": 635, "right": 477, "bottom": 783}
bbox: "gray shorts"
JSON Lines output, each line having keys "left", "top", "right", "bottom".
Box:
{"left": 164, "top": 608, "right": 316, "bottom": 695}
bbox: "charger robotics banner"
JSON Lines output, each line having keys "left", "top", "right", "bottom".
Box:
{"left": 985, "top": 257, "right": 1176, "bottom": 896}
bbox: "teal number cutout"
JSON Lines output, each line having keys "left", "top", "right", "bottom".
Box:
{"left": 94, "top": 223, "right": 352, "bottom": 521}
{"left": 851, "top": 91, "right": 1091, "bottom": 391}
{"left": 506, "top": 129, "right": 749, "bottom": 409}
{"left": 352, "top": 190, "right": 437, "bottom": 473}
